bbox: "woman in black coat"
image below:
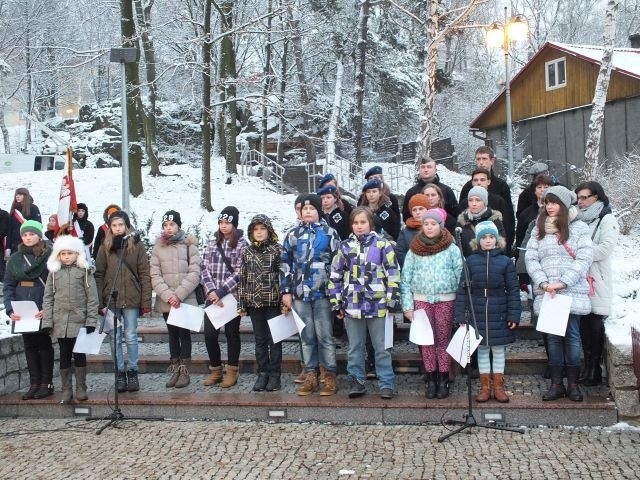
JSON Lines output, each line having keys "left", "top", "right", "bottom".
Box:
{"left": 455, "top": 221, "right": 520, "bottom": 403}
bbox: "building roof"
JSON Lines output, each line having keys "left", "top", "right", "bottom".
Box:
{"left": 470, "top": 41, "right": 640, "bottom": 130}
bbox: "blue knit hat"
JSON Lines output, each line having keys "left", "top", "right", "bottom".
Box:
{"left": 362, "top": 178, "right": 383, "bottom": 192}
{"left": 364, "top": 165, "right": 383, "bottom": 179}
{"left": 475, "top": 221, "right": 499, "bottom": 243}
{"left": 318, "top": 173, "right": 336, "bottom": 188}
{"left": 317, "top": 185, "right": 337, "bottom": 196}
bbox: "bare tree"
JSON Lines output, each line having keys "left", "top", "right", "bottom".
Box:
{"left": 353, "top": 0, "right": 371, "bottom": 168}
{"left": 583, "top": 0, "right": 619, "bottom": 180}
{"left": 201, "top": 0, "right": 214, "bottom": 211}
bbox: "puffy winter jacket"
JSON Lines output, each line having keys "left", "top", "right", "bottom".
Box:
{"left": 150, "top": 234, "right": 201, "bottom": 313}
{"left": 238, "top": 241, "right": 282, "bottom": 310}
{"left": 455, "top": 248, "right": 521, "bottom": 346}
{"left": 328, "top": 231, "right": 400, "bottom": 319}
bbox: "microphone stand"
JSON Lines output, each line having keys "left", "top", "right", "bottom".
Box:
{"left": 86, "top": 235, "right": 163, "bottom": 434}
{"left": 438, "top": 229, "right": 524, "bottom": 443}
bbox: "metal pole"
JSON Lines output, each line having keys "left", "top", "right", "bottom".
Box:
{"left": 504, "top": 7, "right": 514, "bottom": 179}
{"left": 120, "top": 61, "right": 130, "bottom": 212}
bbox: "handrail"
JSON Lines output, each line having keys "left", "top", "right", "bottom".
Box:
{"left": 241, "top": 149, "right": 286, "bottom": 194}
{"left": 387, "top": 162, "right": 416, "bottom": 194}
{"left": 319, "top": 153, "right": 363, "bottom": 198}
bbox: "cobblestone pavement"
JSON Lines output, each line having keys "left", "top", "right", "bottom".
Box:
{"left": 0, "top": 418, "right": 638, "bottom": 479}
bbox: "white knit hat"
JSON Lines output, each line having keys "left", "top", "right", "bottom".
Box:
{"left": 47, "top": 235, "right": 89, "bottom": 272}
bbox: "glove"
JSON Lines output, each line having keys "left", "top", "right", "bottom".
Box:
{"left": 520, "top": 283, "right": 529, "bottom": 293}
{"left": 41, "top": 327, "right": 52, "bottom": 336}
{"left": 85, "top": 326, "right": 95, "bottom": 334}
{"left": 140, "top": 307, "right": 152, "bottom": 315}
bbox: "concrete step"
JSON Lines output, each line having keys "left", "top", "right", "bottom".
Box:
{"left": 86, "top": 339, "right": 548, "bottom": 375}
{"left": 0, "top": 373, "right": 616, "bottom": 427}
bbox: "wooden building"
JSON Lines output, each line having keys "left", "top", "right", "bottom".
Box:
{"left": 470, "top": 41, "right": 640, "bottom": 186}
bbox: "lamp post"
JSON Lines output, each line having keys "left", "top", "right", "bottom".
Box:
{"left": 110, "top": 47, "right": 139, "bottom": 213}
{"left": 486, "top": 8, "right": 527, "bottom": 179}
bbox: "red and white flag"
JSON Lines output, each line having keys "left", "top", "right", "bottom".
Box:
{"left": 56, "top": 147, "right": 79, "bottom": 236}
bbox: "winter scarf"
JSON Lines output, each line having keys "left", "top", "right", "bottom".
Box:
{"left": 6, "top": 243, "right": 51, "bottom": 281}
{"left": 544, "top": 206, "right": 578, "bottom": 234}
{"left": 464, "top": 207, "right": 488, "bottom": 222}
{"left": 110, "top": 234, "right": 127, "bottom": 251}
{"left": 577, "top": 201, "right": 605, "bottom": 224}
{"left": 405, "top": 217, "right": 422, "bottom": 230}
{"left": 409, "top": 229, "right": 453, "bottom": 256}
{"left": 160, "top": 229, "right": 186, "bottom": 245}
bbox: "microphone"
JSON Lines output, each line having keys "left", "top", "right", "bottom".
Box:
{"left": 123, "top": 229, "right": 143, "bottom": 240}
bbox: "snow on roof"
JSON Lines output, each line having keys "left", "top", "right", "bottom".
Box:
{"left": 548, "top": 41, "right": 640, "bottom": 79}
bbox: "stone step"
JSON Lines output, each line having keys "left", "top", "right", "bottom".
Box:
{"left": 86, "top": 338, "right": 548, "bottom": 375}
{"left": 0, "top": 373, "right": 616, "bottom": 427}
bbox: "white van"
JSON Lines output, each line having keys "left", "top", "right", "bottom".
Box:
{"left": 0, "top": 154, "right": 69, "bottom": 174}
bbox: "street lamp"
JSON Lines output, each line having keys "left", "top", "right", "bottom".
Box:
{"left": 486, "top": 8, "right": 527, "bottom": 179}
{"left": 110, "top": 47, "right": 139, "bottom": 213}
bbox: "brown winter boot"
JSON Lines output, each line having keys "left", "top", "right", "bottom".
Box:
{"left": 59, "top": 368, "right": 73, "bottom": 404}
{"left": 476, "top": 374, "right": 491, "bottom": 403}
{"left": 220, "top": 365, "right": 239, "bottom": 388}
{"left": 75, "top": 366, "right": 88, "bottom": 401}
{"left": 174, "top": 358, "right": 191, "bottom": 389}
{"left": 203, "top": 365, "right": 223, "bottom": 386}
{"left": 294, "top": 362, "right": 306, "bottom": 384}
{"left": 493, "top": 373, "right": 509, "bottom": 403}
{"left": 165, "top": 358, "right": 180, "bottom": 388}
{"left": 296, "top": 372, "right": 318, "bottom": 396}
{"left": 319, "top": 371, "right": 337, "bottom": 396}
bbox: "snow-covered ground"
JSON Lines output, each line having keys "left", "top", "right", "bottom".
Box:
{"left": 0, "top": 160, "right": 639, "bottom": 349}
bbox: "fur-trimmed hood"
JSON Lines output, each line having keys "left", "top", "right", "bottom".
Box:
{"left": 457, "top": 208, "right": 503, "bottom": 227}
{"left": 47, "top": 235, "right": 90, "bottom": 272}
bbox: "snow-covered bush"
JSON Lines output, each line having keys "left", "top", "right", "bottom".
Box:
{"left": 597, "top": 151, "right": 640, "bottom": 234}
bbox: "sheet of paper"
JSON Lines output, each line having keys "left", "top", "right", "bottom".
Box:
{"left": 73, "top": 327, "right": 107, "bottom": 354}
{"left": 100, "top": 309, "right": 115, "bottom": 333}
{"left": 536, "top": 292, "right": 572, "bottom": 337}
{"left": 409, "top": 309, "right": 434, "bottom": 346}
{"left": 10, "top": 301, "right": 41, "bottom": 333}
{"left": 204, "top": 294, "right": 238, "bottom": 329}
{"left": 167, "top": 303, "right": 204, "bottom": 332}
{"left": 267, "top": 313, "right": 299, "bottom": 344}
{"left": 384, "top": 313, "right": 394, "bottom": 349}
{"left": 446, "top": 325, "right": 483, "bottom": 367}
{"left": 290, "top": 308, "right": 306, "bottom": 334}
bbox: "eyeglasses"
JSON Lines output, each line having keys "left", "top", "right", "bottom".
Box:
{"left": 577, "top": 194, "right": 595, "bottom": 201}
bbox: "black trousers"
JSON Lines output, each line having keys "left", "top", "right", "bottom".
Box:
{"left": 58, "top": 337, "right": 86, "bottom": 369}
{"left": 247, "top": 306, "right": 282, "bottom": 375}
{"left": 204, "top": 314, "right": 241, "bottom": 367}
{"left": 162, "top": 312, "right": 193, "bottom": 359}
{"left": 22, "top": 332, "right": 54, "bottom": 384}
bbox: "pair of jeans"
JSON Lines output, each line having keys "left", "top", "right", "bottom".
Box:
{"left": 294, "top": 298, "right": 336, "bottom": 373}
{"left": 344, "top": 315, "right": 394, "bottom": 390}
{"left": 113, "top": 308, "right": 139, "bottom": 372}
{"left": 58, "top": 337, "right": 86, "bottom": 369}
{"left": 248, "top": 306, "right": 282, "bottom": 374}
{"left": 204, "top": 314, "right": 241, "bottom": 367}
{"left": 162, "top": 312, "right": 192, "bottom": 359}
{"left": 547, "top": 313, "right": 582, "bottom": 367}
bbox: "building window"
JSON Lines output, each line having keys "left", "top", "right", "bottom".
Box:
{"left": 545, "top": 57, "right": 566, "bottom": 91}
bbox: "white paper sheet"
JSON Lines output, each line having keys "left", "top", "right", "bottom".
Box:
{"left": 204, "top": 294, "right": 238, "bottom": 329}
{"left": 100, "top": 309, "right": 115, "bottom": 333}
{"left": 409, "top": 309, "right": 434, "bottom": 346}
{"left": 446, "top": 325, "right": 483, "bottom": 367}
{"left": 384, "top": 313, "right": 394, "bottom": 349}
{"left": 73, "top": 327, "right": 107, "bottom": 354}
{"left": 536, "top": 292, "right": 572, "bottom": 337}
{"left": 10, "top": 301, "right": 41, "bottom": 333}
{"left": 167, "top": 303, "right": 205, "bottom": 332}
{"left": 267, "top": 309, "right": 305, "bottom": 344}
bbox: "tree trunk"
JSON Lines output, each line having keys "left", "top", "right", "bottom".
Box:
{"left": 133, "top": 0, "right": 161, "bottom": 176}
{"left": 201, "top": 0, "right": 214, "bottom": 211}
{"left": 120, "top": 0, "right": 143, "bottom": 197}
{"left": 327, "top": 55, "right": 344, "bottom": 175}
{"left": 583, "top": 0, "right": 619, "bottom": 180}
{"left": 220, "top": 0, "right": 238, "bottom": 174}
{"left": 417, "top": 0, "right": 439, "bottom": 165}
{"left": 276, "top": 35, "right": 289, "bottom": 164}
{"left": 261, "top": 0, "right": 273, "bottom": 160}
{"left": 353, "top": 0, "right": 370, "bottom": 170}
{"left": 287, "top": 5, "right": 316, "bottom": 165}
{"left": 0, "top": 102, "right": 10, "bottom": 153}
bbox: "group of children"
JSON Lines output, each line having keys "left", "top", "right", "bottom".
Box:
{"left": 5, "top": 174, "right": 549, "bottom": 405}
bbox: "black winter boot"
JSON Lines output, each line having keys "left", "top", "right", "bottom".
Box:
{"left": 566, "top": 366, "right": 583, "bottom": 402}
{"left": 265, "top": 374, "right": 282, "bottom": 392}
{"left": 543, "top": 366, "right": 566, "bottom": 401}
{"left": 252, "top": 372, "right": 269, "bottom": 392}
{"left": 116, "top": 371, "right": 128, "bottom": 392}
{"left": 436, "top": 372, "right": 450, "bottom": 399}
{"left": 127, "top": 370, "right": 140, "bottom": 392}
{"left": 22, "top": 349, "right": 41, "bottom": 400}
{"left": 425, "top": 372, "right": 437, "bottom": 399}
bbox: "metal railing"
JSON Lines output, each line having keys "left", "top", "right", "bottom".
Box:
{"left": 387, "top": 162, "right": 416, "bottom": 194}
{"left": 239, "top": 149, "right": 287, "bottom": 194}
{"left": 320, "top": 153, "right": 363, "bottom": 200}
